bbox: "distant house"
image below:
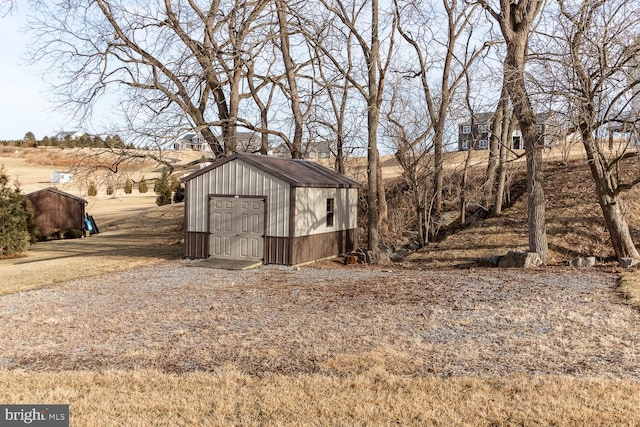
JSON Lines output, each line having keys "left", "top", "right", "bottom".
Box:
{"left": 304, "top": 140, "right": 332, "bottom": 159}
{"left": 25, "top": 187, "right": 87, "bottom": 240}
{"left": 270, "top": 140, "right": 333, "bottom": 159}
{"left": 55, "top": 131, "right": 84, "bottom": 140}
{"left": 174, "top": 131, "right": 266, "bottom": 155}
{"left": 234, "top": 132, "right": 263, "bottom": 153}
{"left": 458, "top": 112, "right": 558, "bottom": 151}
{"left": 173, "top": 132, "right": 212, "bottom": 153}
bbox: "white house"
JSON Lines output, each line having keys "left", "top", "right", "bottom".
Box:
{"left": 173, "top": 132, "right": 212, "bottom": 154}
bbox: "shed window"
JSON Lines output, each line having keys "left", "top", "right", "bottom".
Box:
{"left": 326, "top": 198, "right": 335, "bottom": 227}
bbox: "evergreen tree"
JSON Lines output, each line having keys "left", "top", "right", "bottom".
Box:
{"left": 138, "top": 177, "right": 149, "bottom": 193}
{"left": 154, "top": 170, "right": 172, "bottom": 206}
{"left": 0, "top": 166, "right": 39, "bottom": 256}
{"left": 124, "top": 179, "right": 133, "bottom": 194}
{"left": 87, "top": 181, "right": 98, "bottom": 197}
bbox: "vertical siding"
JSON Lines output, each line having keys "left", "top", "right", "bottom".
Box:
{"left": 184, "top": 231, "right": 209, "bottom": 258}
{"left": 26, "top": 190, "right": 85, "bottom": 239}
{"left": 184, "top": 159, "right": 290, "bottom": 237}
{"left": 294, "top": 187, "right": 358, "bottom": 237}
{"left": 290, "top": 229, "right": 357, "bottom": 265}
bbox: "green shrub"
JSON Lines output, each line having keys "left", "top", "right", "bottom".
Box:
{"left": 0, "top": 166, "right": 39, "bottom": 256}
{"left": 173, "top": 185, "right": 185, "bottom": 203}
{"left": 154, "top": 170, "right": 172, "bottom": 206}
{"left": 138, "top": 177, "right": 149, "bottom": 193}
{"left": 106, "top": 184, "right": 115, "bottom": 196}
{"left": 63, "top": 229, "right": 84, "bottom": 239}
{"left": 88, "top": 181, "right": 98, "bottom": 197}
{"left": 124, "top": 180, "right": 133, "bottom": 194}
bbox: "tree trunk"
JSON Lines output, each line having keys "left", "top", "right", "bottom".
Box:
{"left": 226, "top": 73, "right": 241, "bottom": 155}
{"left": 504, "top": 35, "right": 548, "bottom": 262}
{"left": 276, "top": 0, "right": 304, "bottom": 159}
{"left": 260, "top": 108, "right": 270, "bottom": 155}
{"left": 494, "top": 112, "right": 514, "bottom": 214}
{"left": 485, "top": 86, "right": 507, "bottom": 208}
{"left": 377, "top": 159, "right": 388, "bottom": 237}
{"left": 582, "top": 133, "right": 640, "bottom": 259}
{"left": 335, "top": 134, "right": 345, "bottom": 174}
{"left": 460, "top": 148, "right": 472, "bottom": 224}
{"left": 367, "top": 0, "right": 381, "bottom": 252}
{"left": 600, "top": 196, "right": 640, "bottom": 259}
{"left": 433, "top": 131, "right": 444, "bottom": 215}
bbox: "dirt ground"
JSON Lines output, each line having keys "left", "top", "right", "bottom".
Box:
{"left": 0, "top": 261, "right": 638, "bottom": 381}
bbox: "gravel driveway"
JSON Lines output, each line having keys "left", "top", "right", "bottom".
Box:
{"left": 0, "top": 261, "right": 638, "bottom": 379}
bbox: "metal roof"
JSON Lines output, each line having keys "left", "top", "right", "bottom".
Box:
{"left": 182, "top": 153, "right": 362, "bottom": 189}
{"left": 25, "top": 187, "right": 88, "bottom": 204}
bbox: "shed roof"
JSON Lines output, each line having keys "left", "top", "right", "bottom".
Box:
{"left": 26, "top": 187, "right": 88, "bottom": 204}
{"left": 182, "top": 152, "right": 362, "bottom": 189}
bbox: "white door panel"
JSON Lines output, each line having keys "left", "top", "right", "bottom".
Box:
{"left": 209, "top": 197, "right": 264, "bottom": 261}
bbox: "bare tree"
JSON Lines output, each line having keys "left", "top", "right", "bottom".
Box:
{"left": 493, "top": 90, "right": 516, "bottom": 214}
{"left": 478, "top": 0, "right": 549, "bottom": 262}
{"left": 0, "top": 0, "right": 15, "bottom": 16}
{"left": 394, "top": 0, "right": 490, "bottom": 218}
{"left": 29, "top": 0, "right": 271, "bottom": 157}
{"left": 310, "top": 0, "right": 396, "bottom": 253}
{"left": 274, "top": 0, "right": 306, "bottom": 158}
{"left": 384, "top": 81, "right": 434, "bottom": 245}
{"left": 535, "top": 0, "right": 640, "bottom": 259}
{"left": 308, "top": 18, "right": 361, "bottom": 175}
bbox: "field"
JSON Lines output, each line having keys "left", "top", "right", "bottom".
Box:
{"left": 1, "top": 146, "right": 640, "bottom": 425}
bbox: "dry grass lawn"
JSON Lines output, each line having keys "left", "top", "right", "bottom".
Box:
{"left": 1, "top": 369, "right": 638, "bottom": 426}
{"left": 1, "top": 262, "right": 639, "bottom": 425}
{"left": 0, "top": 203, "right": 183, "bottom": 295}
{"left": 620, "top": 270, "right": 640, "bottom": 307}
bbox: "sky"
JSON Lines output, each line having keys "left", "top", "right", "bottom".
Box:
{"left": 0, "top": 9, "right": 117, "bottom": 141}
{"left": 0, "top": 11, "right": 64, "bottom": 140}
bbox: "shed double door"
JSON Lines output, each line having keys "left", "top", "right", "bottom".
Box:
{"left": 209, "top": 196, "right": 265, "bottom": 261}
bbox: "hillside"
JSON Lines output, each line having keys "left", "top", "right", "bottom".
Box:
{"left": 409, "top": 157, "right": 640, "bottom": 267}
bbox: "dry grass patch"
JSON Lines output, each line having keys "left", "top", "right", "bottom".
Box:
{"left": 1, "top": 369, "right": 638, "bottom": 426}
{"left": 619, "top": 269, "right": 640, "bottom": 308}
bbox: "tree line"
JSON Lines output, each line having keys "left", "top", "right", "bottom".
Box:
{"left": 1, "top": 132, "right": 135, "bottom": 150}
{"left": 9, "top": 0, "right": 640, "bottom": 262}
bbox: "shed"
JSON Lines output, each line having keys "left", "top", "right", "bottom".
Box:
{"left": 182, "top": 153, "right": 362, "bottom": 266}
{"left": 25, "top": 187, "right": 87, "bottom": 240}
